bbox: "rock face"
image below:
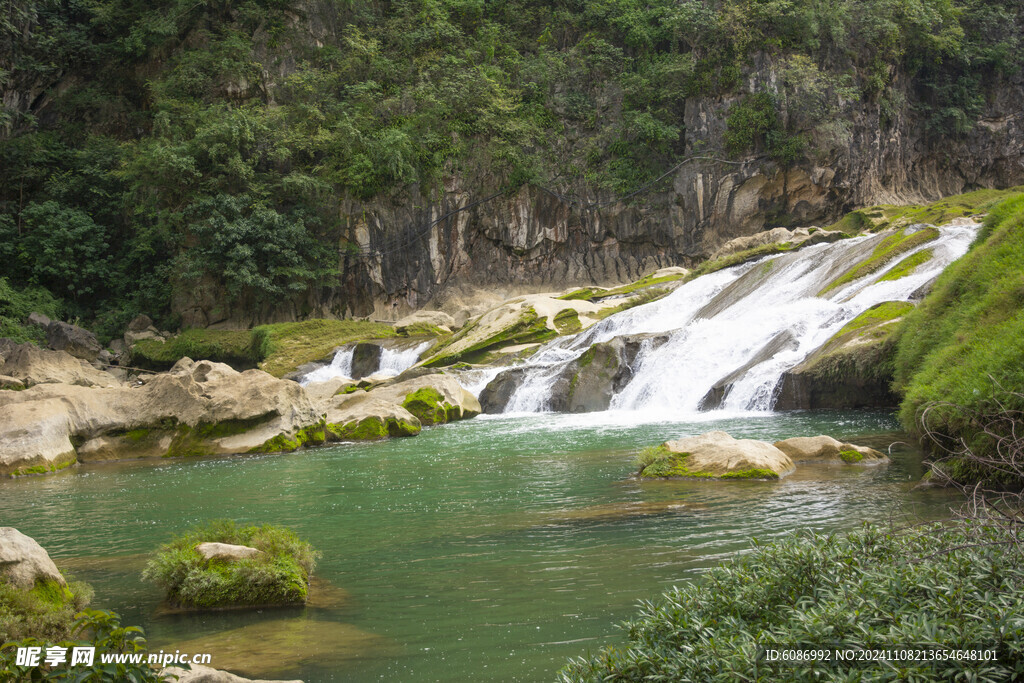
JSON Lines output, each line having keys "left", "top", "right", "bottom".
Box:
{"left": 774, "top": 436, "right": 887, "bottom": 464}
{"left": 161, "top": 664, "right": 304, "bottom": 683}
{"left": 365, "top": 375, "right": 481, "bottom": 425}
{"left": 774, "top": 301, "right": 912, "bottom": 410}
{"left": 195, "top": 542, "right": 265, "bottom": 562}
{"left": 639, "top": 431, "right": 795, "bottom": 480}
{"left": 171, "top": 58, "right": 1024, "bottom": 328}
{"left": 0, "top": 342, "right": 120, "bottom": 388}
{"left": 0, "top": 527, "right": 66, "bottom": 589}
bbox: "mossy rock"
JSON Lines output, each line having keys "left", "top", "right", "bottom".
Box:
{"left": 818, "top": 226, "right": 939, "bottom": 296}
{"left": 402, "top": 387, "right": 459, "bottom": 425}
{"left": 839, "top": 449, "right": 864, "bottom": 463}
{"left": 141, "top": 520, "right": 319, "bottom": 610}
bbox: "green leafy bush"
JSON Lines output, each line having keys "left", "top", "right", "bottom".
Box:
{"left": 1, "top": 608, "right": 175, "bottom": 682}
{"left": 0, "top": 276, "right": 63, "bottom": 344}
{"left": 561, "top": 522, "right": 1024, "bottom": 681}
{"left": 142, "top": 520, "right": 319, "bottom": 609}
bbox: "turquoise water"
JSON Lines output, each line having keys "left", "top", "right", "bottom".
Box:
{"left": 0, "top": 410, "right": 960, "bottom": 681}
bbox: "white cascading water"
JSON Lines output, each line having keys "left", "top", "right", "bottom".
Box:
{"left": 376, "top": 341, "right": 433, "bottom": 377}
{"left": 488, "top": 221, "right": 979, "bottom": 416}
{"left": 300, "top": 347, "right": 355, "bottom": 385}
{"left": 300, "top": 340, "right": 432, "bottom": 385}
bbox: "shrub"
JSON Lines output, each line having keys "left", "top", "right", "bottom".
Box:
{"left": 560, "top": 522, "right": 1024, "bottom": 682}
{"left": 142, "top": 520, "right": 319, "bottom": 609}
{"left": 0, "top": 608, "right": 175, "bottom": 682}
{"left": 0, "top": 577, "right": 92, "bottom": 643}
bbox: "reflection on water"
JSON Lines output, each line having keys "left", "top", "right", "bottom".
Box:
{"left": 0, "top": 411, "right": 960, "bottom": 681}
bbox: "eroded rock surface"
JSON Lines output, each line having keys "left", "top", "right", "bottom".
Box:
{"left": 774, "top": 436, "right": 887, "bottom": 464}
{"left": 0, "top": 527, "right": 66, "bottom": 590}
{"left": 639, "top": 431, "right": 795, "bottom": 480}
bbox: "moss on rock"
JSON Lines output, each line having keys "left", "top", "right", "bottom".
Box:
{"left": 840, "top": 449, "right": 864, "bottom": 463}
{"left": 818, "top": 226, "right": 939, "bottom": 296}
{"left": 142, "top": 520, "right": 319, "bottom": 610}
{"left": 402, "top": 387, "right": 458, "bottom": 425}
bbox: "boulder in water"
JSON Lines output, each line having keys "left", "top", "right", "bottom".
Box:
{"left": 350, "top": 342, "right": 382, "bottom": 379}
{"left": 638, "top": 431, "right": 795, "bottom": 480}
{"left": 773, "top": 436, "right": 887, "bottom": 464}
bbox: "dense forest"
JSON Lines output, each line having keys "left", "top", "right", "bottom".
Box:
{"left": 1, "top": 0, "right": 1022, "bottom": 339}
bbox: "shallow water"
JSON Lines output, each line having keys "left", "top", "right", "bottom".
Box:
{"left": 0, "top": 411, "right": 961, "bottom": 681}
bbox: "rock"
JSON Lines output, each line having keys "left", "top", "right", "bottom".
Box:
{"left": 774, "top": 301, "right": 912, "bottom": 410}
{"left": 124, "top": 327, "right": 163, "bottom": 346}
{"left": 108, "top": 338, "right": 127, "bottom": 358}
{"left": 0, "top": 527, "right": 66, "bottom": 589}
{"left": 394, "top": 310, "right": 457, "bottom": 330}
{"left": 0, "top": 359, "right": 320, "bottom": 474}
{"left": 479, "top": 367, "right": 530, "bottom": 413}
{"left": 161, "top": 664, "right": 303, "bottom": 683}
{"left": 639, "top": 431, "right": 795, "bottom": 480}
{"left": 0, "top": 343, "right": 121, "bottom": 388}
{"left": 421, "top": 295, "right": 605, "bottom": 367}
{"left": 315, "top": 393, "right": 422, "bottom": 441}
{"left": 195, "top": 542, "right": 265, "bottom": 562}
{"left": 350, "top": 342, "right": 382, "bottom": 379}
{"left": 371, "top": 375, "right": 481, "bottom": 425}
{"left": 0, "top": 338, "right": 16, "bottom": 365}
{"left": 0, "top": 375, "right": 25, "bottom": 390}
{"left": 699, "top": 331, "right": 798, "bottom": 410}
{"left": 46, "top": 321, "right": 102, "bottom": 361}
{"left": 773, "top": 435, "right": 888, "bottom": 464}
{"left": 127, "top": 314, "right": 154, "bottom": 332}
{"left": 709, "top": 226, "right": 847, "bottom": 261}
{"left": 26, "top": 312, "right": 51, "bottom": 329}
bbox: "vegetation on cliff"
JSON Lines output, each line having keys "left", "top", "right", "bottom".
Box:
{"left": 561, "top": 522, "right": 1024, "bottom": 682}
{"left": 0, "top": 0, "right": 1020, "bottom": 329}
{"left": 894, "top": 192, "right": 1024, "bottom": 482}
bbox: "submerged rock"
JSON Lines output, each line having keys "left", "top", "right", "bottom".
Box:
{"left": 161, "top": 618, "right": 393, "bottom": 679}
{"left": 773, "top": 435, "right": 887, "bottom": 464}
{"left": 161, "top": 664, "right": 303, "bottom": 683}
{"left": 638, "top": 431, "right": 795, "bottom": 480}
{"left": 0, "top": 527, "right": 66, "bottom": 590}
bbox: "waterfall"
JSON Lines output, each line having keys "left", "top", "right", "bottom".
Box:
{"left": 483, "top": 222, "right": 979, "bottom": 415}
{"left": 301, "top": 347, "right": 355, "bottom": 385}
{"left": 300, "top": 340, "right": 431, "bottom": 385}
{"left": 376, "top": 341, "right": 433, "bottom": 377}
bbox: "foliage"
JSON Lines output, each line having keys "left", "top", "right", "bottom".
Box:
{"left": 0, "top": 0, "right": 1019, "bottom": 328}
{"left": 894, "top": 193, "right": 1024, "bottom": 468}
{"left": 130, "top": 328, "right": 260, "bottom": 371}
{"left": 142, "top": 520, "right": 319, "bottom": 609}
{"left": 0, "top": 608, "right": 175, "bottom": 682}
{"left": 560, "top": 522, "right": 1024, "bottom": 681}
{"left": 0, "top": 276, "right": 62, "bottom": 344}
{"left": 0, "top": 578, "right": 92, "bottom": 643}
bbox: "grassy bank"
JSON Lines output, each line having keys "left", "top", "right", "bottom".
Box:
{"left": 893, "top": 192, "right": 1024, "bottom": 481}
